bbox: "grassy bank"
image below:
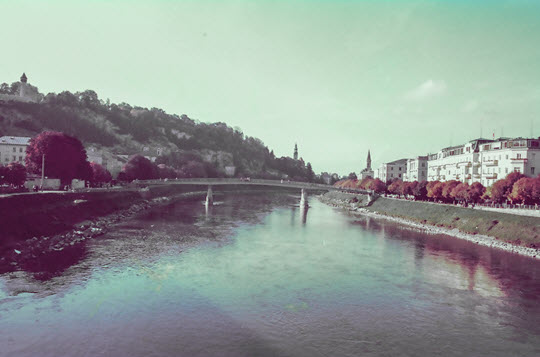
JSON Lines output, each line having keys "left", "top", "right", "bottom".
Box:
{"left": 322, "top": 192, "right": 540, "bottom": 249}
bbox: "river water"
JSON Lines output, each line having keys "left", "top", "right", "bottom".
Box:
{"left": 1, "top": 192, "right": 540, "bottom": 357}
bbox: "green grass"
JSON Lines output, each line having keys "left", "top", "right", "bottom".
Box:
{"left": 366, "top": 197, "right": 540, "bottom": 247}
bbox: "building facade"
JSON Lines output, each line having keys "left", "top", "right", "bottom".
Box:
{"left": 404, "top": 156, "right": 428, "bottom": 182}
{"left": 376, "top": 158, "right": 407, "bottom": 184}
{"left": 0, "top": 136, "right": 31, "bottom": 165}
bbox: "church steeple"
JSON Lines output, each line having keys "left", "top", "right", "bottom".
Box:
{"left": 293, "top": 143, "right": 298, "bottom": 160}
{"left": 20, "top": 73, "right": 27, "bottom": 83}
{"left": 366, "top": 150, "right": 371, "bottom": 170}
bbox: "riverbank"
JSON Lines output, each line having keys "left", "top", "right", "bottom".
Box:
{"left": 0, "top": 189, "right": 209, "bottom": 275}
{"left": 320, "top": 191, "right": 540, "bottom": 259}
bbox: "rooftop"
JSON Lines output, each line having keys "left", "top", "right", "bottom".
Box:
{"left": 0, "top": 136, "right": 31, "bottom": 146}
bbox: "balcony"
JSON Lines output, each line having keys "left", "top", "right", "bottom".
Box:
{"left": 485, "top": 173, "right": 498, "bottom": 180}
{"left": 473, "top": 162, "right": 481, "bottom": 167}
{"left": 485, "top": 160, "right": 498, "bottom": 166}
{"left": 511, "top": 157, "right": 528, "bottom": 162}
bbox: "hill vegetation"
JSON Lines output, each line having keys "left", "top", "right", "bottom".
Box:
{"left": 0, "top": 84, "right": 318, "bottom": 181}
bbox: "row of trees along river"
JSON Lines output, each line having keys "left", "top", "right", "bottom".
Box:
{"left": 336, "top": 172, "right": 540, "bottom": 205}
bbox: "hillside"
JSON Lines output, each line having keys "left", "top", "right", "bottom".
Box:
{"left": 0, "top": 86, "right": 316, "bottom": 181}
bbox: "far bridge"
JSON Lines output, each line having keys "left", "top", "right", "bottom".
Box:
{"left": 134, "top": 178, "right": 372, "bottom": 207}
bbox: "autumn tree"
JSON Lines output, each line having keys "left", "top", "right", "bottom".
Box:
{"left": 367, "top": 178, "right": 386, "bottom": 193}
{"left": 25, "top": 131, "right": 90, "bottom": 186}
{"left": 442, "top": 180, "right": 460, "bottom": 202}
{"left": 427, "top": 181, "right": 444, "bottom": 201}
{"left": 451, "top": 182, "right": 469, "bottom": 202}
{"left": 388, "top": 179, "right": 403, "bottom": 196}
{"left": 467, "top": 182, "right": 486, "bottom": 203}
{"left": 412, "top": 180, "right": 428, "bottom": 200}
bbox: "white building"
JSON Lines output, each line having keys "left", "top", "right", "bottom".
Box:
{"left": 0, "top": 136, "right": 31, "bottom": 165}
{"left": 404, "top": 156, "right": 428, "bottom": 182}
{"left": 477, "top": 137, "right": 540, "bottom": 187}
{"left": 426, "top": 137, "right": 540, "bottom": 186}
{"left": 376, "top": 159, "right": 407, "bottom": 184}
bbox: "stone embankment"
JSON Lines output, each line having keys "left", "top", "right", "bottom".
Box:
{"left": 321, "top": 191, "right": 540, "bottom": 260}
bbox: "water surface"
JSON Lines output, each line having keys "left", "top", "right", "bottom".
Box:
{"left": 1, "top": 192, "right": 540, "bottom": 357}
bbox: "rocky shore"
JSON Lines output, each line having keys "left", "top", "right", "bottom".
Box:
{"left": 321, "top": 191, "right": 540, "bottom": 260}
{"left": 0, "top": 191, "right": 207, "bottom": 275}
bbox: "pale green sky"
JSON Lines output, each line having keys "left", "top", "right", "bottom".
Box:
{"left": 1, "top": 0, "right": 539, "bottom": 174}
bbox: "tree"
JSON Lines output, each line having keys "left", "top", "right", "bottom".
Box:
{"left": 388, "top": 180, "right": 403, "bottom": 196}
{"left": 121, "top": 155, "right": 158, "bottom": 181}
{"left": 25, "top": 131, "right": 90, "bottom": 186}
{"left": 467, "top": 182, "right": 485, "bottom": 203}
{"left": 427, "top": 181, "right": 444, "bottom": 201}
{"left": 90, "top": 162, "right": 112, "bottom": 185}
{"left": 348, "top": 172, "right": 358, "bottom": 180}
{"left": 180, "top": 160, "right": 207, "bottom": 178}
{"left": 306, "top": 163, "right": 315, "bottom": 182}
{"left": 367, "top": 178, "right": 386, "bottom": 193}
{"left": 442, "top": 180, "right": 460, "bottom": 202}
{"left": 412, "top": 181, "right": 428, "bottom": 200}
{"left": 5, "top": 162, "right": 26, "bottom": 186}
{"left": 508, "top": 177, "right": 540, "bottom": 204}
{"left": 451, "top": 182, "right": 469, "bottom": 202}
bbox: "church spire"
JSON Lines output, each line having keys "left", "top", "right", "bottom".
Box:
{"left": 293, "top": 143, "right": 298, "bottom": 160}
{"left": 20, "top": 73, "right": 27, "bottom": 83}
{"left": 366, "top": 150, "right": 372, "bottom": 170}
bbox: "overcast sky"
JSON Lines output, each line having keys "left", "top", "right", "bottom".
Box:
{"left": 1, "top": 0, "right": 539, "bottom": 175}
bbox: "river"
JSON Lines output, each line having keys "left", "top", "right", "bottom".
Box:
{"left": 1, "top": 192, "right": 540, "bottom": 356}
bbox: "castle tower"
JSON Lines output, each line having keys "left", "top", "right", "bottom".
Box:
{"left": 293, "top": 143, "right": 298, "bottom": 160}
{"left": 366, "top": 150, "right": 372, "bottom": 170}
{"left": 19, "top": 73, "right": 28, "bottom": 98}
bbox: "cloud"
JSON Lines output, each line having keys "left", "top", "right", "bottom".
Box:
{"left": 405, "top": 79, "right": 447, "bottom": 101}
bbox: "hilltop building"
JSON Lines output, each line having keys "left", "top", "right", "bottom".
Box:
{"left": 360, "top": 150, "right": 374, "bottom": 179}
{"left": 0, "top": 73, "right": 41, "bottom": 103}
{"left": 0, "top": 136, "right": 31, "bottom": 164}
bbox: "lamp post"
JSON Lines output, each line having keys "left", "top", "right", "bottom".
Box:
{"left": 40, "top": 154, "right": 45, "bottom": 190}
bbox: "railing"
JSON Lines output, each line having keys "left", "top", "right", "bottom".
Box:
{"left": 134, "top": 178, "right": 346, "bottom": 191}
{"left": 485, "top": 160, "right": 498, "bottom": 166}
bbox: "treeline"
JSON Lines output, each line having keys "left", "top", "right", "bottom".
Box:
{"left": 335, "top": 172, "right": 540, "bottom": 205}
{"left": 0, "top": 82, "right": 320, "bottom": 181}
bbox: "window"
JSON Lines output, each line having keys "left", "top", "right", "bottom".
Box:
{"left": 506, "top": 155, "right": 509, "bottom": 159}
{"left": 19, "top": 156, "right": 22, "bottom": 161}
{"left": 399, "top": 174, "right": 402, "bottom": 178}
{"left": 12, "top": 155, "right": 16, "bottom": 161}
{"left": 12, "top": 147, "right": 16, "bottom": 152}
{"left": 532, "top": 167, "right": 536, "bottom": 175}
{"left": 517, "top": 153, "right": 522, "bottom": 159}
{"left": 422, "top": 163, "right": 425, "bottom": 167}
{"left": 19, "top": 147, "right": 23, "bottom": 153}
{"left": 514, "top": 168, "right": 521, "bottom": 173}
{"left": 505, "top": 168, "right": 508, "bottom": 174}
{"left": 399, "top": 167, "right": 402, "bottom": 171}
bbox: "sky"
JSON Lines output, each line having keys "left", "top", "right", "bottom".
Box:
{"left": 1, "top": 0, "right": 539, "bottom": 175}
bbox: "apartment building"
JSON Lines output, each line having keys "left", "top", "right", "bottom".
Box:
{"left": 477, "top": 137, "right": 540, "bottom": 187}
{"left": 0, "top": 136, "right": 31, "bottom": 165}
{"left": 404, "top": 156, "right": 428, "bottom": 182}
{"left": 376, "top": 159, "right": 407, "bottom": 183}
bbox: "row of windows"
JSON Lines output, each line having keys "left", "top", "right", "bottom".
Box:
{"left": 10, "top": 147, "right": 24, "bottom": 153}
{"left": 4, "top": 156, "right": 23, "bottom": 162}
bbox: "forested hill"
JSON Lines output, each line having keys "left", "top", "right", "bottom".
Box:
{"left": 0, "top": 86, "right": 317, "bottom": 181}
